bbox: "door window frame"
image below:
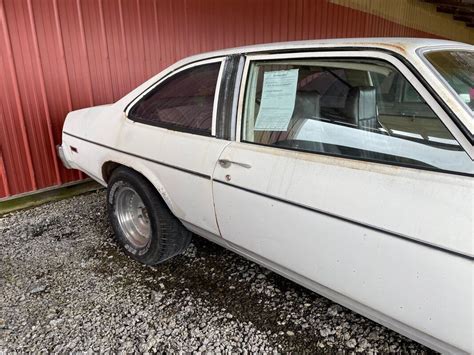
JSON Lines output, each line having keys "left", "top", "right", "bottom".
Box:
{"left": 125, "top": 57, "right": 225, "bottom": 137}
{"left": 236, "top": 50, "right": 473, "bottom": 163}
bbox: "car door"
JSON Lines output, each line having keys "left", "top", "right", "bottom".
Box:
{"left": 120, "top": 57, "right": 231, "bottom": 236}
{"left": 212, "top": 51, "right": 473, "bottom": 352}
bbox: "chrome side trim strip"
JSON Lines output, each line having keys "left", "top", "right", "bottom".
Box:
{"left": 63, "top": 132, "right": 211, "bottom": 180}
{"left": 213, "top": 179, "right": 473, "bottom": 260}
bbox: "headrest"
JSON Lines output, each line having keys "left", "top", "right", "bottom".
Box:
{"left": 344, "top": 86, "right": 377, "bottom": 126}
{"left": 293, "top": 92, "right": 321, "bottom": 119}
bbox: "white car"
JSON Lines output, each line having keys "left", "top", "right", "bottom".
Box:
{"left": 58, "top": 38, "right": 473, "bottom": 354}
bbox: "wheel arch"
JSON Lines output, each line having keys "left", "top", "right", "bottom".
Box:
{"left": 101, "top": 160, "right": 177, "bottom": 216}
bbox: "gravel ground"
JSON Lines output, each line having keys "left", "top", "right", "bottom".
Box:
{"left": 1, "top": 190, "right": 434, "bottom": 353}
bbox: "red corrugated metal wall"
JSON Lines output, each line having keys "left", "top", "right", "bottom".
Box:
{"left": 0, "top": 0, "right": 441, "bottom": 198}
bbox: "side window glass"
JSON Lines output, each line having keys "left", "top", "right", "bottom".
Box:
{"left": 129, "top": 62, "right": 221, "bottom": 135}
{"left": 242, "top": 59, "right": 473, "bottom": 175}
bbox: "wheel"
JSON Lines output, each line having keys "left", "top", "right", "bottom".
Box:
{"left": 106, "top": 167, "right": 192, "bottom": 265}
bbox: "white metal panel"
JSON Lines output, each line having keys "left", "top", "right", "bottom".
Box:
{"left": 213, "top": 178, "right": 473, "bottom": 353}
{"left": 213, "top": 47, "right": 474, "bottom": 353}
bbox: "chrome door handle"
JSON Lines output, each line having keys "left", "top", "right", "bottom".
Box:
{"left": 218, "top": 159, "right": 251, "bottom": 169}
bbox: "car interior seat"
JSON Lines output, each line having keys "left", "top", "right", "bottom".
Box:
{"left": 293, "top": 91, "right": 321, "bottom": 120}
{"left": 256, "top": 91, "right": 321, "bottom": 145}
{"left": 343, "top": 86, "right": 379, "bottom": 131}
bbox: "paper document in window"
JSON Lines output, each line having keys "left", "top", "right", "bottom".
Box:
{"left": 254, "top": 69, "right": 299, "bottom": 131}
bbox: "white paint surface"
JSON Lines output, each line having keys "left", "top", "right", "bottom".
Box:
{"left": 61, "top": 38, "right": 474, "bottom": 354}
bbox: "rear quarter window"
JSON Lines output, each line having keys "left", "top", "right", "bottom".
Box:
{"left": 129, "top": 62, "right": 221, "bottom": 135}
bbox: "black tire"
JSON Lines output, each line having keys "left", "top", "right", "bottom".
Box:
{"left": 107, "top": 166, "right": 192, "bottom": 265}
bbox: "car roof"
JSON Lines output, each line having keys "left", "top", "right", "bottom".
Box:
{"left": 178, "top": 37, "right": 472, "bottom": 64}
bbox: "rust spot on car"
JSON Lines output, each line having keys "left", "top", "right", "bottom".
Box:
{"left": 351, "top": 41, "right": 409, "bottom": 55}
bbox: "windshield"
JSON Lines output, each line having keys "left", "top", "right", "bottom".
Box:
{"left": 424, "top": 50, "right": 474, "bottom": 112}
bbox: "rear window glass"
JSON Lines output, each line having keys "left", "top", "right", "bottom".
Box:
{"left": 129, "top": 62, "right": 221, "bottom": 135}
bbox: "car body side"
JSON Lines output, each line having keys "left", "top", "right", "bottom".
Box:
{"left": 60, "top": 39, "right": 474, "bottom": 354}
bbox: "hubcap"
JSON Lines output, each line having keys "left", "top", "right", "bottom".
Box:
{"left": 115, "top": 186, "right": 151, "bottom": 248}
